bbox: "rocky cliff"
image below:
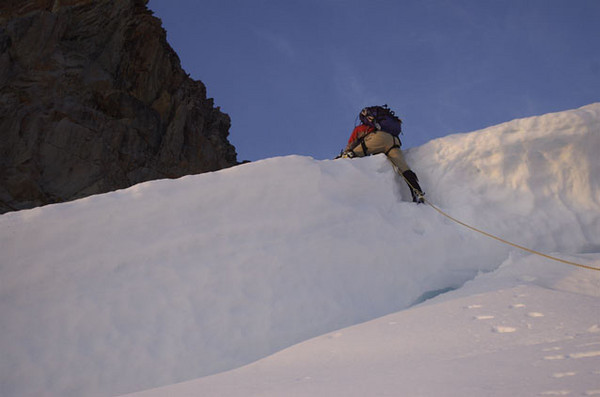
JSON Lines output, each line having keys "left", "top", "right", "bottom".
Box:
{"left": 0, "top": 0, "right": 238, "bottom": 213}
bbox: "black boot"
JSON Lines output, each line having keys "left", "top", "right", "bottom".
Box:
{"left": 402, "top": 170, "right": 425, "bottom": 203}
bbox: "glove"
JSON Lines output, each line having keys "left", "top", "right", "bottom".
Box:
{"left": 336, "top": 149, "right": 355, "bottom": 159}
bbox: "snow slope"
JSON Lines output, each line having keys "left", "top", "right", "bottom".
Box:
{"left": 1, "top": 104, "right": 599, "bottom": 397}
{"left": 124, "top": 254, "right": 600, "bottom": 397}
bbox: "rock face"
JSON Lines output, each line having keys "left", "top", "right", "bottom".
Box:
{"left": 0, "top": 0, "right": 238, "bottom": 213}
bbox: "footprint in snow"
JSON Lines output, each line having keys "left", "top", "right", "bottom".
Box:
{"left": 544, "top": 354, "right": 566, "bottom": 360}
{"left": 539, "top": 390, "right": 571, "bottom": 396}
{"left": 568, "top": 350, "right": 600, "bottom": 359}
{"left": 588, "top": 325, "right": 600, "bottom": 333}
{"left": 542, "top": 346, "right": 562, "bottom": 352}
{"left": 552, "top": 372, "right": 576, "bottom": 378}
{"left": 527, "top": 312, "right": 545, "bottom": 318}
{"left": 543, "top": 350, "right": 600, "bottom": 360}
{"left": 492, "top": 325, "right": 517, "bottom": 333}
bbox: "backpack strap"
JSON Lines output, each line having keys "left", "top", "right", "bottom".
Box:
{"left": 360, "top": 139, "right": 369, "bottom": 155}
{"left": 384, "top": 135, "right": 401, "bottom": 155}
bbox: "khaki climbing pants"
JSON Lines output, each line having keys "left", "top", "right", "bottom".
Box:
{"left": 352, "top": 131, "right": 410, "bottom": 173}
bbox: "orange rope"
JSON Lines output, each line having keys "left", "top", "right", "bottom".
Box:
{"left": 397, "top": 170, "right": 600, "bottom": 272}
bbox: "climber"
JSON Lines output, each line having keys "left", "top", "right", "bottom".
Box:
{"left": 340, "top": 105, "right": 425, "bottom": 203}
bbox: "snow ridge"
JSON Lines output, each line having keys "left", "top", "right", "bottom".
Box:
{"left": 1, "top": 103, "right": 599, "bottom": 397}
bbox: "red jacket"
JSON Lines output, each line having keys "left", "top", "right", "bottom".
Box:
{"left": 345, "top": 124, "right": 375, "bottom": 152}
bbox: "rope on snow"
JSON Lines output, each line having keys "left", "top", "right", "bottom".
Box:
{"left": 397, "top": 170, "right": 600, "bottom": 272}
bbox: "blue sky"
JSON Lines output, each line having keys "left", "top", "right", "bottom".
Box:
{"left": 147, "top": 0, "right": 600, "bottom": 162}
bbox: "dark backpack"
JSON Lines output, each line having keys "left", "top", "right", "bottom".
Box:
{"left": 359, "top": 105, "right": 403, "bottom": 137}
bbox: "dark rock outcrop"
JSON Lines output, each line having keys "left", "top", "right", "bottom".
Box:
{"left": 0, "top": 0, "right": 238, "bottom": 213}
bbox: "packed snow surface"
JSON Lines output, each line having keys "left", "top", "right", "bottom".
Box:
{"left": 1, "top": 104, "right": 599, "bottom": 397}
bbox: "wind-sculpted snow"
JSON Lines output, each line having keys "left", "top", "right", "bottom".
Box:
{"left": 411, "top": 102, "right": 600, "bottom": 254}
{"left": 1, "top": 104, "right": 599, "bottom": 396}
